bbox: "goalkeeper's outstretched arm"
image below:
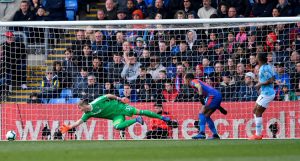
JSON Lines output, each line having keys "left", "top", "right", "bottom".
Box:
{"left": 60, "top": 119, "right": 83, "bottom": 134}
{"left": 106, "top": 94, "right": 120, "bottom": 100}
{"left": 106, "top": 94, "right": 130, "bottom": 103}
{"left": 70, "top": 119, "right": 84, "bottom": 129}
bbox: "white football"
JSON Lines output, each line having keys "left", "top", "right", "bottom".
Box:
{"left": 6, "top": 130, "right": 16, "bottom": 141}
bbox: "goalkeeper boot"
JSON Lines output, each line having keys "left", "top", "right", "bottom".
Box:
{"left": 192, "top": 132, "right": 206, "bottom": 139}
{"left": 136, "top": 116, "right": 144, "bottom": 125}
{"left": 207, "top": 134, "right": 220, "bottom": 140}
{"left": 161, "top": 116, "right": 171, "bottom": 122}
{"left": 248, "top": 134, "right": 262, "bottom": 140}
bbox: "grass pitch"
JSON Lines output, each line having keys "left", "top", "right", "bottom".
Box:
{"left": 0, "top": 140, "right": 299, "bottom": 161}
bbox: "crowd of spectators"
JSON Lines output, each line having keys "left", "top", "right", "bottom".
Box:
{"left": 31, "top": 20, "right": 299, "bottom": 103}
{"left": 93, "top": 0, "right": 300, "bottom": 21}
{"left": 1, "top": 0, "right": 300, "bottom": 103}
{"left": 10, "top": 0, "right": 300, "bottom": 22}
{"left": 12, "top": 0, "right": 66, "bottom": 22}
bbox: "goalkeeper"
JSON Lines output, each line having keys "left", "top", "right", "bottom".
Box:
{"left": 60, "top": 94, "right": 171, "bottom": 133}
{"left": 184, "top": 73, "right": 227, "bottom": 139}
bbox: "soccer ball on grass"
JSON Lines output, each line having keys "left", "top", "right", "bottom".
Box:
{"left": 6, "top": 130, "right": 16, "bottom": 141}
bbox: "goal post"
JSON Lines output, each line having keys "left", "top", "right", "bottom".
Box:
{"left": 0, "top": 17, "right": 300, "bottom": 140}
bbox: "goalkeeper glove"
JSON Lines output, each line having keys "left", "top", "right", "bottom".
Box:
{"left": 59, "top": 124, "right": 71, "bottom": 134}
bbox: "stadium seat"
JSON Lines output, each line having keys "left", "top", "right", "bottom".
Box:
{"left": 0, "top": 0, "right": 15, "bottom": 2}
{"left": 41, "top": 98, "right": 49, "bottom": 104}
{"left": 65, "top": 0, "right": 78, "bottom": 20}
{"left": 118, "top": 89, "right": 124, "bottom": 97}
{"left": 60, "top": 88, "right": 73, "bottom": 98}
{"left": 49, "top": 98, "right": 66, "bottom": 104}
{"left": 66, "top": 98, "right": 81, "bottom": 104}
{"left": 66, "top": 10, "right": 76, "bottom": 21}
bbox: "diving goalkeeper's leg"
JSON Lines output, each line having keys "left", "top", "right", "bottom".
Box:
{"left": 137, "top": 109, "right": 171, "bottom": 122}
{"left": 113, "top": 115, "right": 144, "bottom": 130}
{"left": 121, "top": 105, "right": 171, "bottom": 123}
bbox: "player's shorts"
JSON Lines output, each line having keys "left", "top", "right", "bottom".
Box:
{"left": 112, "top": 105, "right": 138, "bottom": 127}
{"left": 256, "top": 94, "right": 275, "bottom": 108}
{"left": 115, "top": 104, "right": 137, "bottom": 117}
{"left": 205, "top": 94, "right": 222, "bottom": 109}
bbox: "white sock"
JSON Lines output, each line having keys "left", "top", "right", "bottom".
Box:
{"left": 255, "top": 117, "right": 262, "bottom": 136}
{"left": 253, "top": 114, "right": 256, "bottom": 119}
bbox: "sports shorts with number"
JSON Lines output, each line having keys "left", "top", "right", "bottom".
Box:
{"left": 256, "top": 94, "right": 275, "bottom": 108}
{"left": 81, "top": 95, "right": 137, "bottom": 122}
{"left": 256, "top": 64, "right": 275, "bottom": 108}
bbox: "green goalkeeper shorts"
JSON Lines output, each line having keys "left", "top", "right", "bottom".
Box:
{"left": 112, "top": 105, "right": 138, "bottom": 126}
{"left": 114, "top": 104, "right": 137, "bottom": 117}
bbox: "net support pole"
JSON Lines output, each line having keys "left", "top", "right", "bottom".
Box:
{"left": 44, "top": 28, "right": 49, "bottom": 56}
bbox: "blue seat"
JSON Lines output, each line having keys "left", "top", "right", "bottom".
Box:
{"left": 118, "top": 88, "right": 124, "bottom": 97}
{"left": 65, "top": 0, "right": 78, "bottom": 20}
{"left": 49, "top": 98, "right": 66, "bottom": 104}
{"left": 60, "top": 89, "right": 73, "bottom": 98}
{"left": 41, "top": 98, "right": 48, "bottom": 104}
{"left": 0, "top": 0, "right": 15, "bottom": 3}
{"left": 66, "top": 98, "right": 81, "bottom": 104}
{"left": 66, "top": 10, "right": 75, "bottom": 20}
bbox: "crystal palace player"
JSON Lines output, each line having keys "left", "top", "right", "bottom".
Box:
{"left": 184, "top": 73, "right": 227, "bottom": 139}
{"left": 60, "top": 94, "right": 171, "bottom": 134}
{"left": 249, "top": 52, "right": 275, "bottom": 140}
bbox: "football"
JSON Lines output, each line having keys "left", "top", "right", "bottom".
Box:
{"left": 6, "top": 130, "right": 16, "bottom": 141}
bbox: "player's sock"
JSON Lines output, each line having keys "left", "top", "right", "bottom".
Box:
{"left": 199, "top": 113, "right": 206, "bottom": 133}
{"left": 206, "top": 117, "right": 218, "bottom": 135}
{"left": 139, "top": 110, "right": 163, "bottom": 119}
{"left": 114, "top": 119, "right": 136, "bottom": 130}
{"left": 255, "top": 117, "right": 262, "bottom": 136}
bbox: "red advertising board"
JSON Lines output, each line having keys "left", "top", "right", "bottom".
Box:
{"left": 1, "top": 102, "right": 300, "bottom": 140}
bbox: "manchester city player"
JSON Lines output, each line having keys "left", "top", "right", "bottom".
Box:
{"left": 249, "top": 52, "right": 275, "bottom": 140}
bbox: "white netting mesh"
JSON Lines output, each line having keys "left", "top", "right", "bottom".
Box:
{"left": 0, "top": 19, "right": 299, "bottom": 140}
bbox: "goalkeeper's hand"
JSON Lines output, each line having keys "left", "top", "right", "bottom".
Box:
{"left": 59, "top": 124, "right": 71, "bottom": 134}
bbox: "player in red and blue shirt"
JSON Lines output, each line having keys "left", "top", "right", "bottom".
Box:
{"left": 184, "top": 73, "right": 227, "bottom": 139}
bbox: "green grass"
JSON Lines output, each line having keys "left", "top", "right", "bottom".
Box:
{"left": 0, "top": 140, "right": 299, "bottom": 161}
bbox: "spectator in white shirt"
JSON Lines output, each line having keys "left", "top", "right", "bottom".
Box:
{"left": 197, "top": 0, "right": 217, "bottom": 19}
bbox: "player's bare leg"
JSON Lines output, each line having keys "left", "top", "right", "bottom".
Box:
{"left": 249, "top": 104, "right": 265, "bottom": 140}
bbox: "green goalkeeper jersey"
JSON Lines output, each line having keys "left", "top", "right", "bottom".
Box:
{"left": 81, "top": 95, "right": 130, "bottom": 122}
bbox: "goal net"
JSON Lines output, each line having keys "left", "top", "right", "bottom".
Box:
{"left": 0, "top": 18, "right": 299, "bottom": 140}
